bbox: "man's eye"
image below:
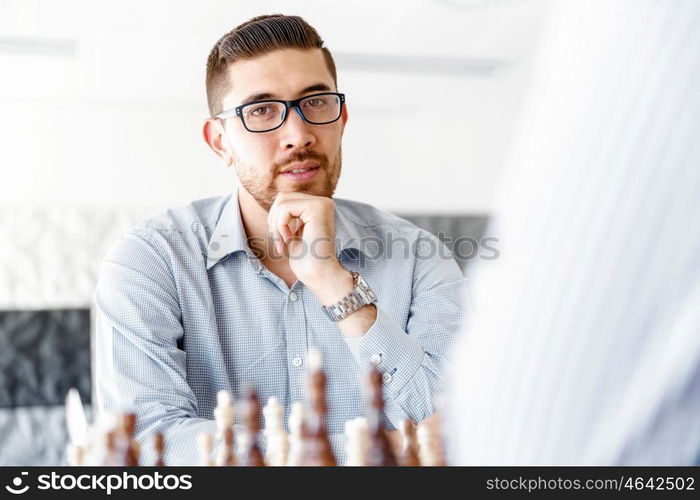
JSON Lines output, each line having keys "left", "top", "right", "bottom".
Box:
{"left": 249, "top": 105, "right": 272, "bottom": 116}
{"left": 305, "top": 98, "right": 326, "bottom": 107}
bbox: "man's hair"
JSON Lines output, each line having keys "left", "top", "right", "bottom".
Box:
{"left": 205, "top": 14, "right": 338, "bottom": 117}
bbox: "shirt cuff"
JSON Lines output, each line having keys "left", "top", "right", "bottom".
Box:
{"left": 342, "top": 306, "right": 425, "bottom": 401}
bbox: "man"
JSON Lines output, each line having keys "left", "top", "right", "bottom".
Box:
{"left": 95, "top": 14, "right": 465, "bottom": 465}
{"left": 446, "top": 0, "right": 700, "bottom": 465}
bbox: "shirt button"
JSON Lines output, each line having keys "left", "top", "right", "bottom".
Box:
{"left": 289, "top": 292, "right": 298, "bottom": 302}
{"left": 382, "top": 372, "right": 392, "bottom": 384}
{"left": 370, "top": 354, "right": 382, "bottom": 366}
{"left": 292, "top": 357, "right": 303, "bottom": 367}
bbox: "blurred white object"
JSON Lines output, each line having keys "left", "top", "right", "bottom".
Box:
{"left": 65, "top": 388, "right": 89, "bottom": 465}
{"left": 447, "top": 0, "right": 700, "bottom": 465}
{"left": 65, "top": 389, "right": 125, "bottom": 466}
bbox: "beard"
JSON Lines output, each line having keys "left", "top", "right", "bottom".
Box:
{"left": 234, "top": 146, "right": 342, "bottom": 212}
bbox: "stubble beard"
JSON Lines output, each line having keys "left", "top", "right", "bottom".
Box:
{"left": 236, "top": 146, "right": 342, "bottom": 212}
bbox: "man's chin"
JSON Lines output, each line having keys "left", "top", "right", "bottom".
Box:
{"left": 276, "top": 178, "right": 332, "bottom": 198}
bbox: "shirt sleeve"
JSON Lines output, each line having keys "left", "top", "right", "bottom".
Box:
{"left": 342, "top": 230, "right": 467, "bottom": 426}
{"left": 94, "top": 225, "right": 219, "bottom": 465}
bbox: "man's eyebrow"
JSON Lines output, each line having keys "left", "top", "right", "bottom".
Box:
{"left": 240, "top": 83, "right": 333, "bottom": 106}
{"left": 299, "top": 82, "right": 332, "bottom": 95}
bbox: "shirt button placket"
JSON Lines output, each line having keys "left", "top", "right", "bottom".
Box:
{"left": 287, "top": 287, "right": 306, "bottom": 404}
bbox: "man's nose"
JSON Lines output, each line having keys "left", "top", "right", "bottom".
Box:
{"left": 279, "top": 107, "right": 316, "bottom": 150}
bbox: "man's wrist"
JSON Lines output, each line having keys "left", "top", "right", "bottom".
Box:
{"left": 306, "top": 265, "right": 355, "bottom": 306}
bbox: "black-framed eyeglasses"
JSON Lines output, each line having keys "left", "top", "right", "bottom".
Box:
{"left": 215, "top": 92, "right": 345, "bottom": 133}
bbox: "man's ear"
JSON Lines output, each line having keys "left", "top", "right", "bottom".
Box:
{"left": 203, "top": 118, "right": 235, "bottom": 167}
{"left": 340, "top": 104, "right": 349, "bottom": 135}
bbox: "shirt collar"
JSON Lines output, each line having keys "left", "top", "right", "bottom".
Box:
{"left": 206, "top": 188, "right": 251, "bottom": 270}
{"left": 334, "top": 203, "right": 365, "bottom": 259}
{"left": 206, "top": 188, "right": 367, "bottom": 270}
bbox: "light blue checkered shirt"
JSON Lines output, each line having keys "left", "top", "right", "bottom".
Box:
{"left": 94, "top": 189, "right": 465, "bottom": 465}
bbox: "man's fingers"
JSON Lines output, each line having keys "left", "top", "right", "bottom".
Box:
{"left": 288, "top": 217, "right": 302, "bottom": 237}
{"left": 271, "top": 198, "right": 312, "bottom": 234}
{"left": 275, "top": 208, "right": 299, "bottom": 244}
{"left": 267, "top": 193, "right": 333, "bottom": 257}
{"left": 266, "top": 204, "right": 284, "bottom": 255}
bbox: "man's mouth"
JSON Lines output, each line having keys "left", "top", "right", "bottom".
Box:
{"left": 287, "top": 167, "right": 317, "bottom": 174}
{"left": 279, "top": 161, "right": 321, "bottom": 181}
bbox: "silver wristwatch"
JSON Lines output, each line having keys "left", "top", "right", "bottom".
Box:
{"left": 322, "top": 271, "right": 377, "bottom": 322}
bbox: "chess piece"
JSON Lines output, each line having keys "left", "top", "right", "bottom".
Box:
{"left": 345, "top": 417, "right": 370, "bottom": 466}
{"left": 154, "top": 433, "right": 166, "bottom": 467}
{"left": 287, "top": 402, "right": 305, "bottom": 466}
{"left": 239, "top": 386, "right": 265, "bottom": 466}
{"left": 217, "top": 427, "right": 236, "bottom": 466}
{"left": 103, "top": 430, "right": 126, "bottom": 466}
{"left": 214, "top": 390, "right": 235, "bottom": 435}
{"left": 214, "top": 390, "right": 236, "bottom": 466}
{"left": 416, "top": 414, "right": 447, "bottom": 466}
{"left": 299, "top": 349, "right": 336, "bottom": 466}
{"left": 116, "top": 414, "right": 139, "bottom": 466}
{"left": 65, "top": 388, "right": 89, "bottom": 466}
{"left": 365, "top": 368, "right": 397, "bottom": 466}
{"left": 397, "top": 419, "right": 420, "bottom": 466}
{"left": 198, "top": 432, "right": 214, "bottom": 466}
{"left": 263, "top": 396, "right": 289, "bottom": 466}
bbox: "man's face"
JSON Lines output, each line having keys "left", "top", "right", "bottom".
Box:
{"left": 219, "top": 48, "right": 347, "bottom": 212}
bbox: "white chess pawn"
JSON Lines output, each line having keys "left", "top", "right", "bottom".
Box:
{"left": 213, "top": 390, "right": 235, "bottom": 436}
{"left": 345, "top": 417, "right": 370, "bottom": 466}
{"left": 263, "top": 396, "right": 289, "bottom": 466}
{"left": 286, "top": 402, "right": 305, "bottom": 466}
{"left": 65, "top": 388, "right": 89, "bottom": 466}
{"left": 416, "top": 419, "right": 446, "bottom": 466}
{"left": 213, "top": 390, "right": 235, "bottom": 465}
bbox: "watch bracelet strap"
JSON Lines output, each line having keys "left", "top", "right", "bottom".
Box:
{"left": 322, "top": 272, "right": 377, "bottom": 321}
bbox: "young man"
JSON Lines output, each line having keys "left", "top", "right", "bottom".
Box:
{"left": 95, "top": 14, "right": 465, "bottom": 465}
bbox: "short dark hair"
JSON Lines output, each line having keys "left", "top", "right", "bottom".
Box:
{"left": 205, "top": 14, "right": 338, "bottom": 116}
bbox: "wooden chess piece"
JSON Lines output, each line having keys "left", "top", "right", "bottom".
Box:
{"left": 299, "top": 349, "right": 336, "bottom": 466}
{"left": 154, "top": 433, "right": 165, "bottom": 467}
{"left": 65, "top": 388, "right": 89, "bottom": 466}
{"left": 118, "top": 414, "right": 139, "bottom": 466}
{"left": 345, "top": 417, "right": 370, "bottom": 466}
{"left": 287, "top": 402, "right": 305, "bottom": 466}
{"left": 214, "top": 390, "right": 236, "bottom": 466}
{"left": 263, "top": 396, "right": 289, "bottom": 466}
{"left": 397, "top": 419, "right": 420, "bottom": 466}
{"left": 198, "top": 432, "right": 214, "bottom": 466}
{"left": 416, "top": 413, "right": 447, "bottom": 466}
{"left": 239, "top": 386, "right": 265, "bottom": 466}
{"left": 217, "top": 427, "right": 236, "bottom": 466}
{"left": 365, "top": 368, "right": 397, "bottom": 466}
{"left": 103, "top": 430, "right": 122, "bottom": 466}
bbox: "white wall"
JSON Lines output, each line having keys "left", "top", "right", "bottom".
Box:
{"left": 0, "top": 0, "right": 547, "bottom": 213}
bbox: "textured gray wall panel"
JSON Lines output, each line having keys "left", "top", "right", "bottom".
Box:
{"left": 0, "top": 309, "right": 91, "bottom": 408}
